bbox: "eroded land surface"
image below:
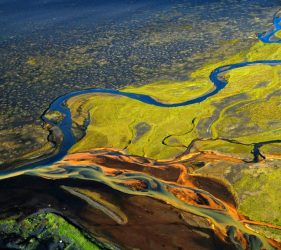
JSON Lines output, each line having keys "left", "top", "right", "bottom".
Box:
{"left": 1, "top": 0, "right": 281, "bottom": 249}
{"left": 1, "top": 0, "right": 280, "bottom": 162}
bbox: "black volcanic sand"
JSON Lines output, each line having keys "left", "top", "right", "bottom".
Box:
{"left": 1, "top": 149, "right": 280, "bottom": 250}
{"left": 0, "top": 175, "right": 240, "bottom": 250}
{"left": 0, "top": 0, "right": 280, "bottom": 162}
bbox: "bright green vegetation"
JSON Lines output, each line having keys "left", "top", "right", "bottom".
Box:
{"left": 250, "top": 225, "right": 281, "bottom": 243}
{"left": 0, "top": 212, "right": 100, "bottom": 250}
{"left": 122, "top": 78, "right": 213, "bottom": 103}
{"left": 68, "top": 92, "right": 201, "bottom": 159}
{"left": 275, "top": 30, "right": 281, "bottom": 39}
{"left": 67, "top": 41, "right": 281, "bottom": 160}
{"left": 1, "top": 2, "right": 275, "bottom": 164}
{"left": 234, "top": 164, "right": 281, "bottom": 226}
{"left": 261, "top": 143, "right": 281, "bottom": 156}
{"left": 196, "top": 159, "right": 281, "bottom": 241}
{"left": 189, "top": 139, "right": 253, "bottom": 160}
{"left": 64, "top": 39, "right": 281, "bottom": 237}
{"left": 12, "top": 159, "right": 274, "bottom": 250}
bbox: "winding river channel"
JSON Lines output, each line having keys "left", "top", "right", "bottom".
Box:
{"left": 1, "top": 10, "right": 281, "bottom": 177}
{"left": 0, "top": 9, "right": 281, "bottom": 250}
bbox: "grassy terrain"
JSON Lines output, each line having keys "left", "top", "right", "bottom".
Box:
{"left": 234, "top": 164, "right": 281, "bottom": 226}
{"left": 189, "top": 139, "right": 253, "bottom": 160}
{"left": 1, "top": 3, "right": 281, "bottom": 249}
{"left": 195, "top": 158, "right": 281, "bottom": 241}
{"left": 122, "top": 78, "right": 214, "bottom": 104}
{"left": 67, "top": 41, "right": 281, "bottom": 160}
{"left": 3, "top": 0, "right": 270, "bottom": 163}
{"left": 0, "top": 212, "right": 100, "bottom": 249}
{"left": 64, "top": 39, "right": 281, "bottom": 237}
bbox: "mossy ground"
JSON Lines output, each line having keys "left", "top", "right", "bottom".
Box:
{"left": 195, "top": 159, "right": 281, "bottom": 241}
{"left": 64, "top": 38, "right": 281, "bottom": 238}
{"left": 1, "top": 1, "right": 278, "bottom": 163}
{"left": 1, "top": 2, "right": 281, "bottom": 249}
{"left": 0, "top": 212, "right": 100, "bottom": 250}
{"left": 67, "top": 41, "right": 281, "bottom": 160}
{"left": 234, "top": 164, "right": 281, "bottom": 226}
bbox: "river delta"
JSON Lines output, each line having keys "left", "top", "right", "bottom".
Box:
{"left": 1, "top": 0, "right": 281, "bottom": 249}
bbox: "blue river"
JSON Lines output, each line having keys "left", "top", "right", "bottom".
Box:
{"left": 1, "top": 9, "right": 281, "bottom": 175}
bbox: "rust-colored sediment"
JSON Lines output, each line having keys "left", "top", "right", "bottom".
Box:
{"left": 52, "top": 148, "right": 281, "bottom": 249}
{"left": 1, "top": 148, "right": 281, "bottom": 249}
